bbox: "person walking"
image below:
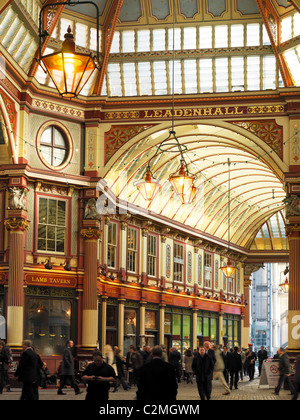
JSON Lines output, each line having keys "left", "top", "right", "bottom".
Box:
{"left": 212, "top": 345, "right": 230, "bottom": 395}
{"left": 192, "top": 346, "right": 215, "bottom": 400}
{"left": 114, "top": 348, "right": 130, "bottom": 391}
{"left": 183, "top": 348, "right": 194, "bottom": 384}
{"left": 291, "top": 355, "right": 300, "bottom": 400}
{"left": 274, "top": 347, "right": 295, "bottom": 396}
{"left": 257, "top": 346, "right": 268, "bottom": 376}
{"left": 57, "top": 339, "right": 82, "bottom": 396}
{"left": 238, "top": 347, "right": 246, "bottom": 381}
{"left": 136, "top": 345, "right": 178, "bottom": 402}
{"left": 0, "top": 340, "right": 12, "bottom": 394}
{"left": 82, "top": 350, "right": 117, "bottom": 402}
{"left": 103, "top": 344, "right": 118, "bottom": 391}
{"left": 228, "top": 346, "right": 242, "bottom": 390}
{"left": 246, "top": 346, "right": 257, "bottom": 380}
{"left": 14, "top": 340, "right": 43, "bottom": 400}
{"left": 168, "top": 347, "right": 181, "bottom": 383}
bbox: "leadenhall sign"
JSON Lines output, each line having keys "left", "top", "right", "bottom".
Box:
{"left": 103, "top": 104, "right": 286, "bottom": 121}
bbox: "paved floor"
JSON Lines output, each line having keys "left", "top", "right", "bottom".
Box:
{"left": 0, "top": 374, "right": 296, "bottom": 401}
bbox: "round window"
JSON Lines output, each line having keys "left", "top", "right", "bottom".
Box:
{"left": 37, "top": 122, "right": 73, "bottom": 170}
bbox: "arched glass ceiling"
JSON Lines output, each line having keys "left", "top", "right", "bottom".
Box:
{"left": 104, "top": 123, "right": 286, "bottom": 249}
{"left": 250, "top": 211, "right": 287, "bottom": 251}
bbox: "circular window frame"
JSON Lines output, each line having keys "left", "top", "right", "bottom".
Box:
{"left": 36, "top": 121, "right": 73, "bottom": 171}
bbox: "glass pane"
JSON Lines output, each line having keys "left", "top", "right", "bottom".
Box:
{"left": 184, "top": 59, "right": 197, "bottom": 93}
{"left": 294, "top": 13, "right": 300, "bottom": 37}
{"left": 281, "top": 15, "right": 292, "bottom": 42}
{"left": 211, "top": 318, "right": 217, "bottom": 341}
{"left": 199, "top": 26, "right": 212, "bottom": 48}
{"left": 47, "top": 226, "right": 55, "bottom": 240}
{"left": 107, "top": 306, "right": 116, "bottom": 328}
{"left": 75, "top": 23, "right": 88, "bottom": 48}
{"left": 231, "top": 24, "right": 244, "bottom": 47}
{"left": 203, "top": 317, "right": 209, "bottom": 337}
{"left": 153, "top": 29, "right": 166, "bottom": 51}
{"left": 164, "top": 313, "right": 171, "bottom": 334}
{"left": 57, "top": 201, "right": 66, "bottom": 226}
{"left": 263, "top": 55, "right": 276, "bottom": 90}
{"left": 215, "top": 25, "right": 228, "bottom": 48}
{"left": 40, "top": 145, "right": 52, "bottom": 165}
{"left": 56, "top": 227, "right": 65, "bottom": 252}
{"left": 123, "top": 63, "right": 137, "bottom": 96}
{"left": 247, "top": 23, "right": 260, "bottom": 46}
{"left": 47, "top": 239, "right": 55, "bottom": 251}
{"left": 25, "top": 297, "right": 71, "bottom": 356}
{"left": 137, "top": 30, "right": 150, "bottom": 52}
{"left": 53, "top": 147, "right": 67, "bottom": 166}
{"left": 215, "top": 57, "right": 228, "bottom": 92}
{"left": 38, "top": 224, "right": 46, "bottom": 239}
{"left": 168, "top": 27, "right": 181, "bottom": 50}
{"left": 247, "top": 56, "right": 260, "bottom": 90}
{"left": 107, "top": 63, "right": 122, "bottom": 96}
{"left": 53, "top": 128, "right": 66, "bottom": 147}
{"left": 183, "top": 27, "right": 196, "bottom": 49}
{"left": 40, "top": 127, "right": 52, "bottom": 144}
{"left": 38, "top": 237, "right": 46, "bottom": 250}
{"left": 231, "top": 56, "right": 245, "bottom": 91}
{"left": 122, "top": 31, "right": 135, "bottom": 52}
{"left": 138, "top": 62, "right": 152, "bottom": 95}
{"left": 39, "top": 198, "right": 48, "bottom": 224}
{"left": 199, "top": 58, "right": 213, "bottom": 93}
{"left": 108, "top": 223, "right": 117, "bottom": 245}
{"left": 197, "top": 316, "right": 202, "bottom": 336}
{"left": 173, "top": 314, "right": 181, "bottom": 335}
{"left": 110, "top": 31, "right": 120, "bottom": 53}
{"left": 153, "top": 61, "right": 167, "bottom": 95}
{"left": 182, "top": 315, "right": 190, "bottom": 339}
{"left": 48, "top": 200, "right": 57, "bottom": 225}
{"left": 169, "top": 60, "right": 182, "bottom": 94}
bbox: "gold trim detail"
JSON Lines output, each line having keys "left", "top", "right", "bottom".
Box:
{"left": 4, "top": 218, "right": 30, "bottom": 232}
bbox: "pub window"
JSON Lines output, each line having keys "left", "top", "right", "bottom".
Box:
{"left": 107, "top": 222, "right": 117, "bottom": 268}
{"left": 38, "top": 197, "right": 66, "bottom": 253}
{"left": 127, "top": 227, "right": 138, "bottom": 273}
{"left": 174, "top": 242, "right": 184, "bottom": 283}
{"left": 204, "top": 253, "right": 212, "bottom": 288}
{"left": 148, "top": 234, "right": 157, "bottom": 277}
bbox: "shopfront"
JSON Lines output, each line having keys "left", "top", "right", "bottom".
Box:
{"left": 164, "top": 306, "right": 192, "bottom": 353}
{"left": 197, "top": 310, "right": 219, "bottom": 346}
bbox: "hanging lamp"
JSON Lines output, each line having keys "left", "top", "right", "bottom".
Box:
{"left": 279, "top": 277, "right": 289, "bottom": 293}
{"left": 136, "top": 165, "right": 162, "bottom": 201}
{"left": 220, "top": 158, "right": 236, "bottom": 278}
{"left": 38, "top": 1, "right": 100, "bottom": 98}
{"left": 137, "top": 0, "right": 197, "bottom": 203}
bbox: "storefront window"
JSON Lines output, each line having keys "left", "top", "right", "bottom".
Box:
{"left": 145, "top": 310, "right": 157, "bottom": 330}
{"left": 173, "top": 314, "right": 181, "bottom": 336}
{"left": 25, "top": 297, "right": 71, "bottom": 356}
{"left": 164, "top": 313, "right": 171, "bottom": 334}
{"left": 182, "top": 315, "right": 190, "bottom": 339}
{"left": 124, "top": 308, "right": 137, "bottom": 335}
{"left": 107, "top": 306, "right": 117, "bottom": 328}
{"left": 210, "top": 317, "right": 217, "bottom": 342}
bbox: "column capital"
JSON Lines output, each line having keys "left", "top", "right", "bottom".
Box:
{"left": 80, "top": 227, "right": 102, "bottom": 240}
{"left": 4, "top": 217, "right": 30, "bottom": 232}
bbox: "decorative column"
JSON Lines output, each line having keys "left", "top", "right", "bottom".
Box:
{"left": 287, "top": 224, "right": 300, "bottom": 351}
{"left": 141, "top": 228, "right": 148, "bottom": 285}
{"left": 192, "top": 309, "right": 198, "bottom": 350}
{"left": 101, "top": 295, "right": 108, "bottom": 351}
{"left": 159, "top": 304, "right": 165, "bottom": 345}
{"left": 139, "top": 301, "right": 146, "bottom": 347}
{"left": 119, "top": 218, "right": 129, "bottom": 281}
{"left": 4, "top": 213, "right": 29, "bottom": 348}
{"left": 80, "top": 218, "right": 101, "bottom": 351}
{"left": 283, "top": 180, "right": 300, "bottom": 354}
{"left": 118, "top": 298, "right": 125, "bottom": 355}
{"left": 218, "top": 308, "right": 224, "bottom": 345}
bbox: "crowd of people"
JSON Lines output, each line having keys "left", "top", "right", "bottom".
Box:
{"left": 1, "top": 338, "right": 300, "bottom": 401}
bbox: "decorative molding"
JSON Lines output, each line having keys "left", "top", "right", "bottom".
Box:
{"left": 80, "top": 227, "right": 102, "bottom": 240}
{"left": 4, "top": 217, "right": 30, "bottom": 232}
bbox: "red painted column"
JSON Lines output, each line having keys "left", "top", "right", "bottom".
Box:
{"left": 4, "top": 210, "right": 29, "bottom": 349}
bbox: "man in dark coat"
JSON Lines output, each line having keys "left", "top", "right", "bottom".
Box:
{"left": 168, "top": 347, "right": 181, "bottom": 383}
{"left": 291, "top": 355, "right": 300, "bottom": 400}
{"left": 274, "top": 347, "right": 295, "bottom": 396}
{"left": 57, "top": 339, "right": 82, "bottom": 395}
{"left": 136, "top": 345, "right": 178, "bottom": 402}
{"left": 14, "top": 340, "right": 43, "bottom": 400}
{"left": 192, "top": 346, "right": 215, "bottom": 400}
{"left": 257, "top": 346, "right": 268, "bottom": 376}
{"left": 228, "top": 346, "right": 242, "bottom": 390}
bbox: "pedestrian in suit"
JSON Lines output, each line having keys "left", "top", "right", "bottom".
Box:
{"left": 168, "top": 347, "right": 181, "bottom": 383}
{"left": 245, "top": 346, "right": 257, "bottom": 380}
{"left": 228, "top": 346, "right": 242, "bottom": 390}
{"left": 136, "top": 345, "right": 178, "bottom": 402}
{"left": 274, "top": 347, "right": 295, "bottom": 396}
{"left": 257, "top": 346, "right": 268, "bottom": 376}
{"left": 192, "top": 346, "right": 215, "bottom": 400}
{"left": 14, "top": 340, "right": 43, "bottom": 400}
{"left": 204, "top": 341, "right": 216, "bottom": 396}
{"left": 57, "top": 340, "right": 82, "bottom": 395}
{"left": 291, "top": 355, "right": 300, "bottom": 400}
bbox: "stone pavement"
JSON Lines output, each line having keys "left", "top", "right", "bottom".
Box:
{"left": 0, "top": 374, "right": 296, "bottom": 401}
